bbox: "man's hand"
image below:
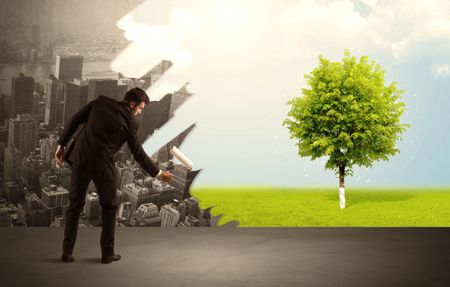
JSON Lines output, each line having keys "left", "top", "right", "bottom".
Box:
{"left": 55, "top": 145, "right": 65, "bottom": 166}
{"left": 158, "top": 170, "right": 173, "bottom": 182}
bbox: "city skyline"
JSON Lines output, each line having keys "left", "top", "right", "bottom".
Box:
{"left": 0, "top": 48, "right": 207, "bottom": 227}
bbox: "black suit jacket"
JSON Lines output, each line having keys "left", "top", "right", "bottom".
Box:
{"left": 57, "top": 95, "right": 159, "bottom": 177}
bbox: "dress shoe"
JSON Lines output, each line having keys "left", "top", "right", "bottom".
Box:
{"left": 101, "top": 254, "right": 121, "bottom": 264}
{"left": 61, "top": 253, "right": 75, "bottom": 263}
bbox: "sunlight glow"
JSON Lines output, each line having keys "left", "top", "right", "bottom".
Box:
{"left": 215, "top": 0, "right": 246, "bottom": 32}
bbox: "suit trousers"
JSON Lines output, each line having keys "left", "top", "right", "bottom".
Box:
{"left": 62, "top": 158, "right": 119, "bottom": 257}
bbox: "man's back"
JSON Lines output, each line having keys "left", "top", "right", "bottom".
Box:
{"left": 59, "top": 94, "right": 159, "bottom": 177}
{"left": 58, "top": 89, "right": 162, "bottom": 177}
{"left": 61, "top": 95, "right": 133, "bottom": 166}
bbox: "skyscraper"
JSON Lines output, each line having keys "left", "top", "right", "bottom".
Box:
{"left": 3, "top": 182, "right": 23, "bottom": 205}
{"left": 121, "top": 182, "right": 159, "bottom": 211}
{"left": 169, "top": 83, "right": 192, "bottom": 117}
{"left": 21, "top": 151, "right": 50, "bottom": 193}
{"left": 64, "top": 79, "right": 88, "bottom": 126}
{"left": 84, "top": 192, "right": 100, "bottom": 223}
{"left": 116, "top": 82, "right": 128, "bottom": 101}
{"left": 8, "top": 114, "right": 38, "bottom": 157}
{"left": 138, "top": 93, "right": 172, "bottom": 140}
{"left": 38, "top": 133, "right": 58, "bottom": 164}
{"left": 87, "top": 79, "right": 118, "bottom": 103}
{"left": 55, "top": 55, "right": 83, "bottom": 82}
{"left": 3, "top": 145, "right": 22, "bottom": 182}
{"left": 11, "top": 73, "right": 34, "bottom": 117}
{"left": 41, "top": 184, "right": 69, "bottom": 219}
{"left": 170, "top": 164, "right": 201, "bottom": 200}
{"left": 45, "top": 75, "right": 64, "bottom": 129}
{"left": 0, "top": 93, "right": 6, "bottom": 125}
{"left": 160, "top": 204, "right": 180, "bottom": 227}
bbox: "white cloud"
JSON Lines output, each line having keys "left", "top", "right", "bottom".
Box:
{"left": 279, "top": 0, "right": 369, "bottom": 59}
{"left": 431, "top": 64, "right": 450, "bottom": 77}
{"left": 280, "top": 0, "right": 450, "bottom": 61}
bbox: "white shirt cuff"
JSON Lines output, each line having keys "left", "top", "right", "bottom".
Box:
{"left": 157, "top": 170, "right": 162, "bottom": 177}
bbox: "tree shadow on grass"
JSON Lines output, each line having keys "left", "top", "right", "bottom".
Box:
{"left": 324, "top": 191, "right": 415, "bottom": 207}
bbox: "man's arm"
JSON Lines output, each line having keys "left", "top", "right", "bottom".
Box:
{"left": 126, "top": 118, "right": 161, "bottom": 178}
{"left": 57, "top": 100, "right": 94, "bottom": 147}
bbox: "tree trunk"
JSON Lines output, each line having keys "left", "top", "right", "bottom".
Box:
{"left": 338, "top": 165, "right": 346, "bottom": 209}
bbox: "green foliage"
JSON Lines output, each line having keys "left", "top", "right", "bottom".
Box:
{"left": 283, "top": 49, "right": 409, "bottom": 177}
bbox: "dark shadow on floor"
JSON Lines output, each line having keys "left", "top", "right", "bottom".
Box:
{"left": 43, "top": 258, "right": 62, "bottom": 263}
{"left": 79, "top": 257, "right": 102, "bottom": 264}
{"left": 325, "top": 191, "right": 414, "bottom": 206}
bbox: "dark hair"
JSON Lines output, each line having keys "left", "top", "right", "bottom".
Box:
{"left": 123, "top": 87, "right": 150, "bottom": 105}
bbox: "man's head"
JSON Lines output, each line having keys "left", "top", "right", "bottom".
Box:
{"left": 122, "top": 87, "right": 150, "bottom": 116}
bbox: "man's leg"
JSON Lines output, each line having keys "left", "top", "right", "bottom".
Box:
{"left": 92, "top": 159, "right": 119, "bottom": 258}
{"left": 62, "top": 162, "right": 92, "bottom": 255}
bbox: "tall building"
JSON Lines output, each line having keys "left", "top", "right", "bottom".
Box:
{"left": 170, "top": 164, "right": 201, "bottom": 199}
{"left": 8, "top": 114, "right": 38, "bottom": 157}
{"left": 83, "top": 192, "right": 100, "bottom": 223}
{"left": 54, "top": 165, "right": 71, "bottom": 190}
{"left": 3, "top": 144, "right": 22, "bottom": 182}
{"left": 132, "top": 203, "right": 161, "bottom": 226}
{"left": 119, "top": 163, "right": 141, "bottom": 190}
{"left": 32, "top": 90, "right": 40, "bottom": 117}
{"left": 143, "top": 59, "right": 172, "bottom": 88}
{"left": 0, "top": 125, "right": 7, "bottom": 144}
{"left": 0, "top": 93, "right": 6, "bottom": 126}
{"left": 41, "top": 184, "right": 69, "bottom": 218}
{"left": 21, "top": 150, "right": 50, "bottom": 193}
{"left": 138, "top": 93, "right": 172, "bottom": 140}
{"left": 136, "top": 202, "right": 159, "bottom": 219}
{"left": 38, "top": 133, "right": 58, "bottom": 164}
{"left": 39, "top": 169, "right": 59, "bottom": 188}
{"left": 121, "top": 182, "right": 159, "bottom": 211}
{"left": 88, "top": 79, "right": 117, "bottom": 103}
{"left": 183, "top": 215, "right": 200, "bottom": 227}
{"left": 169, "top": 83, "right": 192, "bottom": 117}
{"left": 64, "top": 79, "right": 88, "bottom": 126}
{"left": 184, "top": 197, "right": 200, "bottom": 219}
{"left": 37, "top": 96, "right": 46, "bottom": 123}
{"left": 39, "top": 164, "right": 71, "bottom": 192}
{"left": 42, "top": 41, "right": 54, "bottom": 62}
{"left": 116, "top": 82, "right": 128, "bottom": 101}
{"left": 11, "top": 73, "right": 34, "bottom": 117}
{"left": 55, "top": 55, "right": 83, "bottom": 82}
{"left": 160, "top": 204, "right": 180, "bottom": 227}
{"left": 3, "top": 94, "right": 11, "bottom": 119}
{"left": 17, "top": 193, "right": 51, "bottom": 226}
{"left": 118, "top": 201, "right": 132, "bottom": 222}
{"left": 45, "top": 75, "right": 64, "bottom": 129}
{"left": 3, "top": 182, "right": 23, "bottom": 205}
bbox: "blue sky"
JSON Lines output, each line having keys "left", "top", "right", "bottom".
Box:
{"left": 111, "top": 0, "right": 450, "bottom": 187}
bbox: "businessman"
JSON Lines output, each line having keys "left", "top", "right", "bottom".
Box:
{"left": 55, "top": 87, "right": 172, "bottom": 264}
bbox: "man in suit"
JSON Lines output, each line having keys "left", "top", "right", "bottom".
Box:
{"left": 55, "top": 87, "right": 172, "bottom": 264}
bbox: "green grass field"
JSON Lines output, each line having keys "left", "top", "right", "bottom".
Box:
{"left": 191, "top": 187, "right": 450, "bottom": 227}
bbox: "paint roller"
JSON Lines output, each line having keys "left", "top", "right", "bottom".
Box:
{"left": 170, "top": 146, "right": 193, "bottom": 170}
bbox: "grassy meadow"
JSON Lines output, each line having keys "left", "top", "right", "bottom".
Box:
{"left": 191, "top": 187, "right": 450, "bottom": 227}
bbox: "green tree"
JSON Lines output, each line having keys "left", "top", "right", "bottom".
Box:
{"left": 283, "top": 50, "right": 409, "bottom": 208}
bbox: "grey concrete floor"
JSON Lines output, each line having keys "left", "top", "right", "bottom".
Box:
{"left": 0, "top": 228, "right": 449, "bottom": 287}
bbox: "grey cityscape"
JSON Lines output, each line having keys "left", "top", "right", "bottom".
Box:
{"left": 0, "top": 0, "right": 211, "bottom": 228}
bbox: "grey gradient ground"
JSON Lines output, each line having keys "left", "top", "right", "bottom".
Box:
{"left": 0, "top": 228, "right": 449, "bottom": 286}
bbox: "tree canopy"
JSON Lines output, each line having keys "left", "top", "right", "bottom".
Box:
{"left": 283, "top": 50, "right": 409, "bottom": 180}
